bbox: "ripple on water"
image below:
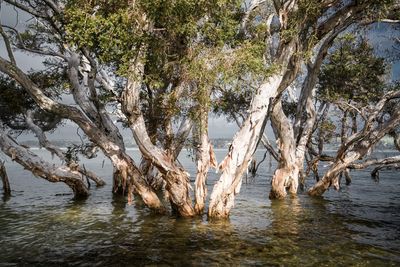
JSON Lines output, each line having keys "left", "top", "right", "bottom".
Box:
{"left": 0, "top": 150, "right": 399, "bottom": 265}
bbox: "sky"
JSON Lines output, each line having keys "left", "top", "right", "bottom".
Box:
{"left": 1, "top": 2, "right": 399, "bottom": 143}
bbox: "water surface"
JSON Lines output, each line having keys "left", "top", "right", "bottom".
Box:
{"left": 0, "top": 150, "right": 399, "bottom": 266}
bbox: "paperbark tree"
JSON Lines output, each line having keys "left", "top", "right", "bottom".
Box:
{"left": 207, "top": 0, "right": 387, "bottom": 217}
{"left": 0, "top": 0, "right": 399, "bottom": 219}
{"left": 0, "top": 9, "right": 166, "bottom": 211}
{"left": 308, "top": 91, "right": 400, "bottom": 195}
{"left": 307, "top": 36, "right": 400, "bottom": 195}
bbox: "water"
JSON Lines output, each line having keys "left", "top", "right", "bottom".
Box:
{"left": 0, "top": 149, "right": 399, "bottom": 266}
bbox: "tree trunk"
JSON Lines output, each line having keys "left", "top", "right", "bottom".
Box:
{"left": 193, "top": 109, "right": 217, "bottom": 214}
{"left": 110, "top": 154, "right": 166, "bottom": 212}
{"left": 270, "top": 100, "right": 299, "bottom": 199}
{"left": 208, "top": 74, "right": 283, "bottom": 218}
{"left": 25, "top": 110, "right": 106, "bottom": 187}
{"left": 308, "top": 151, "right": 360, "bottom": 196}
{"left": 0, "top": 131, "right": 89, "bottom": 198}
{"left": 122, "top": 78, "right": 195, "bottom": 217}
{"left": 0, "top": 58, "right": 164, "bottom": 212}
{"left": 139, "top": 116, "right": 193, "bottom": 192}
{"left": 309, "top": 102, "right": 400, "bottom": 196}
{"left": 0, "top": 161, "right": 11, "bottom": 196}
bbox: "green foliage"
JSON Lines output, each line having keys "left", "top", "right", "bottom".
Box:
{"left": 0, "top": 77, "right": 34, "bottom": 123}
{"left": 319, "top": 119, "right": 336, "bottom": 143}
{"left": 65, "top": 6, "right": 140, "bottom": 73}
{"left": 212, "top": 86, "right": 253, "bottom": 121}
{"left": 282, "top": 0, "right": 322, "bottom": 44}
{"left": 0, "top": 73, "right": 62, "bottom": 132}
{"left": 360, "top": 0, "right": 396, "bottom": 21}
{"left": 282, "top": 97, "right": 298, "bottom": 120}
{"left": 64, "top": 0, "right": 279, "bottom": 136}
{"left": 318, "top": 34, "right": 387, "bottom": 105}
{"left": 65, "top": 143, "right": 98, "bottom": 164}
{"left": 65, "top": 0, "right": 242, "bottom": 76}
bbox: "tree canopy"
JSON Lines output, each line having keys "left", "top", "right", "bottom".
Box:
{"left": 0, "top": 0, "right": 399, "bottom": 218}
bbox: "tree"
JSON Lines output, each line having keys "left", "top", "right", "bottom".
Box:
{"left": 0, "top": 72, "right": 105, "bottom": 197}
{"left": 0, "top": 0, "right": 399, "bottom": 219}
{"left": 208, "top": 0, "right": 400, "bottom": 217}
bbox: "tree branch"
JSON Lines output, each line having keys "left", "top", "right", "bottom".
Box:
{"left": 0, "top": 24, "right": 16, "bottom": 65}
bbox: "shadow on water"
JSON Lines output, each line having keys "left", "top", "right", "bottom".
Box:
{"left": 2, "top": 192, "right": 11, "bottom": 202}
{"left": 0, "top": 192, "right": 399, "bottom": 266}
{"left": 1, "top": 149, "right": 399, "bottom": 266}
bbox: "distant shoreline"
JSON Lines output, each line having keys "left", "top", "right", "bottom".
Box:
{"left": 26, "top": 147, "right": 399, "bottom": 153}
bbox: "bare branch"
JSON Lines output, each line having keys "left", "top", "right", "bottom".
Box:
{"left": 3, "top": 0, "right": 46, "bottom": 18}
{"left": 25, "top": 110, "right": 65, "bottom": 160}
{"left": 1, "top": 24, "right": 67, "bottom": 60}
{"left": 0, "top": 24, "right": 16, "bottom": 65}
{"left": 348, "top": 155, "right": 400, "bottom": 170}
{"left": 42, "top": 0, "right": 62, "bottom": 15}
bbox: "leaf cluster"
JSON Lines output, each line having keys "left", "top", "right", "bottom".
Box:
{"left": 0, "top": 74, "right": 62, "bottom": 131}
{"left": 318, "top": 34, "right": 387, "bottom": 105}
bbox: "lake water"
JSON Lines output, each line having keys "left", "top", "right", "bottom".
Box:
{"left": 0, "top": 149, "right": 399, "bottom": 266}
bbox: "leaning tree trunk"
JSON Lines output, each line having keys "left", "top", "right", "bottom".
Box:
{"left": 270, "top": 100, "right": 299, "bottom": 199}
{"left": 208, "top": 73, "right": 283, "bottom": 218}
{"left": 25, "top": 110, "right": 106, "bottom": 187}
{"left": 0, "top": 58, "right": 164, "bottom": 212}
{"left": 308, "top": 151, "right": 360, "bottom": 196}
{"left": 139, "top": 116, "right": 193, "bottom": 192}
{"left": 108, "top": 152, "right": 166, "bottom": 213}
{"left": 308, "top": 101, "right": 400, "bottom": 196}
{"left": 122, "top": 77, "right": 195, "bottom": 217}
{"left": 0, "top": 131, "right": 89, "bottom": 198}
{"left": 293, "top": 23, "right": 350, "bottom": 188}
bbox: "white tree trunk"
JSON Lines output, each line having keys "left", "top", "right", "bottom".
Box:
{"left": 122, "top": 78, "right": 195, "bottom": 217}
{"left": 193, "top": 110, "right": 217, "bottom": 214}
{"left": 208, "top": 74, "right": 283, "bottom": 218}
{"left": 0, "top": 58, "right": 164, "bottom": 212}
{"left": 0, "top": 130, "right": 89, "bottom": 197}
{"left": 270, "top": 100, "right": 299, "bottom": 199}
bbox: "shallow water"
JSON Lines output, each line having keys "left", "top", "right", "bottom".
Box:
{"left": 0, "top": 149, "right": 399, "bottom": 266}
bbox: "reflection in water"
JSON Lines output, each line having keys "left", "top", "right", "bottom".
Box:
{"left": 0, "top": 150, "right": 399, "bottom": 265}
{"left": 2, "top": 192, "right": 11, "bottom": 202}
{"left": 270, "top": 197, "right": 302, "bottom": 236}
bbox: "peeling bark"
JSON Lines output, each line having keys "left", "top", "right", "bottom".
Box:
{"left": 233, "top": 114, "right": 279, "bottom": 162}
{"left": 25, "top": 110, "right": 105, "bottom": 187}
{"left": 270, "top": 100, "right": 298, "bottom": 199}
{"left": 0, "top": 130, "right": 89, "bottom": 198}
{"left": 193, "top": 109, "right": 217, "bottom": 214}
{"left": 139, "top": 116, "right": 193, "bottom": 192}
{"left": 208, "top": 74, "right": 283, "bottom": 218}
{"left": 122, "top": 77, "right": 195, "bottom": 217}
